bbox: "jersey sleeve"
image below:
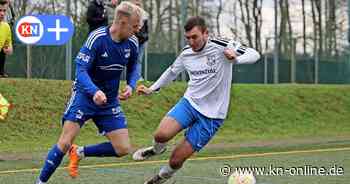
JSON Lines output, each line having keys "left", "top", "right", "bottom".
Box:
{"left": 149, "top": 54, "right": 185, "bottom": 91}
{"left": 74, "top": 36, "right": 101, "bottom": 96}
{"left": 5, "top": 23, "right": 12, "bottom": 47}
{"left": 226, "top": 40, "right": 261, "bottom": 64}
{"left": 126, "top": 36, "right": 139, "bottom": 90}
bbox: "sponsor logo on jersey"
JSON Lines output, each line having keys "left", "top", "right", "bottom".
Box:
{"left": 206, "top": 55, "right": 217, "bottom": 66}
{"left": 76, "top": 110, "right": 84, "bottom": 119}
{"left": 124, "top": 49, "right": 131, "bottom": 59}
{"left": 190, "top": 68, "right": 217, "bottom": 76}
{"left": 77, "top": 52, "right": 91, "bottom": 63}
{"left": 101, "top": 51, "right": 109, "bottom": 58}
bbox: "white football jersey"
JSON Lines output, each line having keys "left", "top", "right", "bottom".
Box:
{"left": 150, "top": 38, "right": 260, "bottom": 119}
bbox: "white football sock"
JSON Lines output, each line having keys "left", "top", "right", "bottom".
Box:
{"left": 152, "top": 139, "right": 166, "bottom": 154}
{"left": 159, "top": 165, "right": 178, "bottom": 179}
{"left": 36, "top": 179, "right": 46, "bottom": 184}
{"left": 77, "top": 146, "right": 85, "bottom": 158}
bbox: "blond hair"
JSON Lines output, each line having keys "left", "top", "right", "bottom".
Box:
{"left": 114, "top": 1, "right": 142, "bottom": 24}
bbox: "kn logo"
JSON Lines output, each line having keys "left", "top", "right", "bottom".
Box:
{"left": 15, "top": 16, "right": 44, "bottom": 44}
{"left": 15, "top": 15, "right": 74, "bottom": 45}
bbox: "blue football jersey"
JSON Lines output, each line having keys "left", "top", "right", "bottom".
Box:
{"left": 73, "top": 26, "right": 139, "bottom": 102}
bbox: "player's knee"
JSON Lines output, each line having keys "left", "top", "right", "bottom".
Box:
{"left": 57, "top": 140, "right": 72, "bottom": 153}
{"left": 115, "top": 145, "right": 130, "bottom": 157}
{"left": 169, "top": 156, "right": 184, "bottom": 170}
{"left": 154, "top": 131, "right": 170, "bottom": 143}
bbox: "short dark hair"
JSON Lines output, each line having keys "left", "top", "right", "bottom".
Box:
{"left": 0, "top": 0, "right": 8, "bottom": 5}
{"left": 184, "top": 16, "right": 207, "bottom": 32}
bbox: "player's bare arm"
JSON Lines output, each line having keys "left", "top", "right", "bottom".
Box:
{"left": 223, "top": 48, "right": 237, "bottom": 62}
{"left": 136, "top": 84, "right": 153, "bottom": 95}
{"left": 93, "top": 90, "right": 107, "bottom": 105}
{"left": 118, "top": 85, "right": 133, "bottom": 100}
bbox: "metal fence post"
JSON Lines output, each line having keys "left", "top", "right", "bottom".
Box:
{"left": 264, "top": 38, "right": 270, "bottom": 84}
{"left": 26, "top": 45, "right": 31, "bottom": 79}
{"left": 315, "top": 52, "right": 319, "bottom": 84}
{"left": 144, "top": 43, "right": 148, "bottom": 81}
{"left": 291, "top": 39, "right": 296, "bottom": 83}
{"left": 274, "top": 0, "right": 279, "bottom": 84}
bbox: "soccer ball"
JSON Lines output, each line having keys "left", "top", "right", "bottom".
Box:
{"left": 227, "top": 171, "right": 256, "bottom": 184}
{"left": 0, "top": 94, "right": 10, "bottom": 120}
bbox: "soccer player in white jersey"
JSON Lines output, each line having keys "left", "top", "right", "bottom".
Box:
{"left": 133, "top": 16, "right": 261, "bottom": 184}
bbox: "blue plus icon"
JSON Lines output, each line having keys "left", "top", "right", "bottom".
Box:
{"left": 47, "top": 19, "right": 69, "bottom": 41}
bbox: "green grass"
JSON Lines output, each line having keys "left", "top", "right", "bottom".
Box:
{"left": 0, "top": 79, "right": 350, "bottom": 153}
{"left": 0, "top": 149, "right": 349, "bottom": 184}
{"left": 0, "top": 79, "right": 350, "bottom": 183}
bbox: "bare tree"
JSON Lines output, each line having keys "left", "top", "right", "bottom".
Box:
{"left": 253, "top": 0, "right": 263, "bottom": 52}
{"left": 301, "top": 0, "right": 306, "bottom": 55}
{"left": 50, "top": 0, "right": 57, "bottom": 14}
{"left": 216, "top": 0, "right": 223, "bottom": 37}
{"left": 311, "top": 0, "right": 318, "bottom": 56}
{"left": 315, "top": 0, "right": 323, "bottom": 54}
{"left": 168, "top": 0, "right": 175, "bottom": 52}
{"left": 238, "top": 0, "right": 253, "bottom": 47}
{"left": 325, "top": 0, "right": 337, "bottom": 56}
{"left": 278, "top": 0, "right": 293, "bottom": 56}
{"left": 194, "top": 0, "right": 200, "bottom": 16}
{"left": 237, "top": 0, "right": 263, "bottom": 52}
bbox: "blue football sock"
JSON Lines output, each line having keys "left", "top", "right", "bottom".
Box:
{"left": 38, "top": 144, "right": 65, "bottom": 182}
{"left": 83, "top": 142, "right": 118, "bottom": 157}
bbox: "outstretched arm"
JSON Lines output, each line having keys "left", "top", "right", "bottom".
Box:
{"left": 225, "top": 41, "right": 261, "bottom": 64}
{"left": 137, "top": 55, "right": 185, "bottom": 95}
{"left": 149, "top": 55, "right": 185, "bottom": 92}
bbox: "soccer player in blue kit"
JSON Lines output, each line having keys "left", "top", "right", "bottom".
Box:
{"left": 35, "top": 2, "right": 142, "bottom": 184}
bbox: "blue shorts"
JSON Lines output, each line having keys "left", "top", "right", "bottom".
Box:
{"left": 167, "top": 98, "right": 224, "bottom": 152}
{"left": 62, "top": 91, "right": 127, "bottom": 135}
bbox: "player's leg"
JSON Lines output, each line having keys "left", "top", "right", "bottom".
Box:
{"left": 68, "top": 107, "right": 129, "bottom": 177}
{"left": 144, "top": 139, "right": 195, "bottom": 184}
{"left": 77, "top": 107, "right": 129, "bottom": 157}
{"left": 53, "top": 92, "right": 91, "bottom": 179}
{"left": 36, "top": 121, "right": 80, "bottom": 184}
{"left": 78, "top": 128, "right": 131, "bottom": 158}
{"left": 133, "top": 117, "right": 182, "bottom": 161}
{"left": 106, "top": 128, "right": 131, "bottom": 156}
{"left": 133, "top": 97, "right": 195, "bottom": 161}
{"left": 144, "top": 113, "right": 224, "bottom": 184}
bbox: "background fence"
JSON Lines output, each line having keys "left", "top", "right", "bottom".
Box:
{"left": 4, "top": 0, "right": 350, "bottom": 84}
{"left": 5, "top": 41, "right": 350, "bottom": 84}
